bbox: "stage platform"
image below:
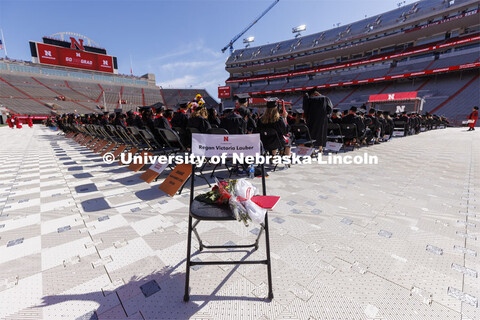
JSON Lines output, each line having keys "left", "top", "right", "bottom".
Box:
{"left": 0, "top": 126, "right": 478, "bottom": 320}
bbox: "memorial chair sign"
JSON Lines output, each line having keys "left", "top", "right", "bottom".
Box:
{"left": 191, "top": 133, "right": 261, "bottom": 158}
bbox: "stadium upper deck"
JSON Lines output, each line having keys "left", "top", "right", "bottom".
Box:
{"left": 226, "top": 0, "right": 479, "bottom": 74}
{"left": 222, "top": 0, "right": 479, "bottom": 124}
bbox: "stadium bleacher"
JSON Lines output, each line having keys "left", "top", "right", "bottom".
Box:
{"left": 248, "top": 48, "right": 479, "bottom": 93}
{"left": 0, "top": 60, "right": 218, "bottom": 115}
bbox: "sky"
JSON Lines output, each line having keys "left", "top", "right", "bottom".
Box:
{"left": 0, "top": 0, "right": 417, "bottom": 98}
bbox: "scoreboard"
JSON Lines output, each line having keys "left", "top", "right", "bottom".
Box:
{"left": 30, "top": 36, "right": 117, "bottom": 74}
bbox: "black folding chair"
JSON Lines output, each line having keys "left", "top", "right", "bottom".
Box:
{"left": 158, "top": 128, "right": 188, "bottom": 152}
{"left": 327, "top": 123, "right": 344, "bottom": 143}
{"left": 290, "top": 124, "right": 316, "bottom": 147}
{"left": 393, "top": 121, "right": 407, "bottom": 136}
{"left": 339, "top": 123, "right": 358, "bottom": 151}
{"left": 207, "top": 128, "right": 229, "bottom": 135}
{"left": 326, "top": 123, "right": 345, "bottom": 153}
{"left": 173, "top": 126, "right": 189, "bottom": 148}
{"left": 184, "top": 142, "right": 274, "bottom": 302}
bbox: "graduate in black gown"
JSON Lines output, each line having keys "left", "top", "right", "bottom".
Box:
{"left": 187, "top": 104, "right": 211, "bottom": 133}
{"left": 170, "top": 102, "right": 189, "bottom": 130}
{"left": 220, "top": 108, "right": 247, "bottom": 134}
{"left": 302, "top": 91, "right": 333, "bottom": 152}
{"left": 257, "top": 100, "right": 291, "bottom": 156}
{"left": 154, "top": 106, "right": 171, "bottom": 129}
{"left": 383, "top": 111, "right": 394, "bottom": 139}
{"left": 207, "top": 108, "right": 221, "bottom": 127}
{"left": 341, "top": 106, "right": 366, "bottom": 143}
{"left": 330, "top": 108, "right": 343, "bottom": 124}
{"left": 365, "top": 109, "right": 380, "bottom": 143}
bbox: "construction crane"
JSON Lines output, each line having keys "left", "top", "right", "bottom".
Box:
{"left": 221, "top": 0, "right": 280, "bottom": 54}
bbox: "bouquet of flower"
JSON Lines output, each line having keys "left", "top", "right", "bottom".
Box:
{"left": 194, "top": 179, "right": 235, "bottom": 205}
{"left": 195, "top": 178, "right": 266, "bottom": 227}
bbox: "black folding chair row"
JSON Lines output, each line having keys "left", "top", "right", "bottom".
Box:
{"left": 327, "top": 123, "right": 360, "bottom": 152}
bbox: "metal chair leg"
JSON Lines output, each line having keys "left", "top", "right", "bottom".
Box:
{"left": 184, "top": 215, "right": 193, "bottom": 302}
{"left": 253, "top": 225, "right": 264, "bottom": 250}
{"left": 191, "top": 220, "right": 204, "bottom": 251}
{"left": 264, "top": 213, "right": 274, "bottom": 300}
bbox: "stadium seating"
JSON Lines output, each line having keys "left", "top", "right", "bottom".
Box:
{"left": 307, "top": 70, "right": 478, "bottom": 125}
{"left": 251, "top": 48, "right": 479, "bottom": 94}
{"left": 0, "top": 62, "right": 218, "bottom": 115}
{"left": 0, "top": 97, "right": 53, "bottom": 114}
{"left": 435, "top": 74, "right": 479, "bottom": 123}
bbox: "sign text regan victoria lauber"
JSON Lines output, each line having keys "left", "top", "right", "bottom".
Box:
{"left": 117, "top": 152, "right": 379, "bottom": 166}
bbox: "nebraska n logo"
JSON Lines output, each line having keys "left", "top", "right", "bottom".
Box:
{"left": 70, "top": 37, "right": 85, "bottom": 51}
{"left": 224, "top": 136, "right": 229, "bottom": 142}
{"left": 388, "top": 94, "right": 395, "bottom": 100}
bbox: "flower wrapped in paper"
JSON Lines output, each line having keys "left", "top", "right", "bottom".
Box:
{"left": 195, "top": 178, "right": 267, "bottom": 227}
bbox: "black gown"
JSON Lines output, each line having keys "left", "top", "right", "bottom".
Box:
{"left": 188, "top": 116, "right": 211, "bottom": 133}
{"left": 220, "top": 112, "right": 246, "bottom": 134}
{"left": 154, "top": 116, "right": 171, "bottom": 129}
{"left": 171, "top": 111, "right": 189, "bottom": 130}
{"left": 303, "top": 95, "right": 333, "bottom": 147}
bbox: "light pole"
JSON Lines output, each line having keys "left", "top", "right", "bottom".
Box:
{"left": 243, "top": 36, "right": 255, "bottom": 48}
{"left": 292, "top": 25, "right": 306, "bottom": 38}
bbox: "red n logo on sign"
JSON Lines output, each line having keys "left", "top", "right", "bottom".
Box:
{"left": 224, "top": 136, "right": 229, "bottom": 142}
{"left": 70, "top": 37, "right": 85, "bottom": 51}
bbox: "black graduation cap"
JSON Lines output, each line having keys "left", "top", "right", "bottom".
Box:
{"left": 294, "top": 108, "right": 304, "bottom": 114}
{"left": 178, "top": 101, "right": 189, "bottom": 109}
{"left": 222, "top": 108, "right": 234, "bottom": 115}
{"left": 237, "top": 97, "right": 248, "bottom": 104}
{"left": 150, "top": 102, "right": 165, "bottom": 111}
{"left": 349, "top": 106, "right": 358, "bottom": 112}
{"left": 332, "top": 108, "right": 340, "bottom": 113}
{"left": 266, "top": 101, "right": 277, "bottom": 109}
